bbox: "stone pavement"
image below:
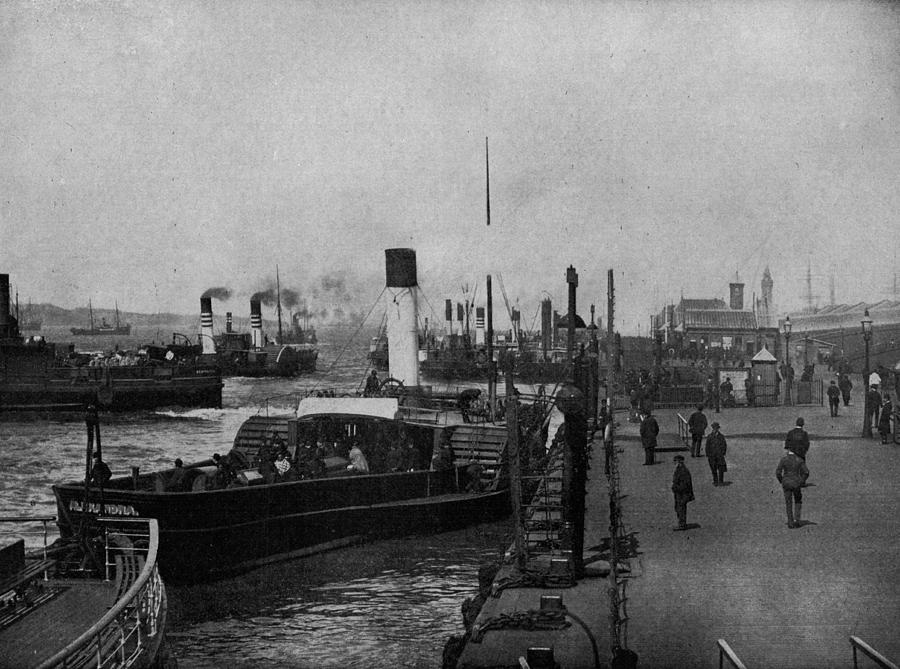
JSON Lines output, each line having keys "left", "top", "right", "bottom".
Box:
{"left": 458, "top": 387, "right": 900, "bottom": 668}
{"left": 614, "top": 390, "right": 900, "bottom": 668}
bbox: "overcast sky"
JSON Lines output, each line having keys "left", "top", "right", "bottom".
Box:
{"left": 2, "top": 1, "right": 898, "bottom": 334}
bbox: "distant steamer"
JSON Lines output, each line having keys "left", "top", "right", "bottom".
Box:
{"left": 70, "top": 299, "right": 131, "bottom": 336}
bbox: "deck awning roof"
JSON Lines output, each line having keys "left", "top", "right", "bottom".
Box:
{"left": 296, "top": 397, "right": 399, "bottom": 420}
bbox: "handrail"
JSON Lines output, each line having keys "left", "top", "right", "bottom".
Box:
{"left": 36, "top": 518, "right": 163, "bottom": 669}
{"left": 850, "top": 636, "right": 899, "bottom": 669}
{"left": 676, "top": 412, "right": 689, "bottom": 448}
{"left": 718, "top": 639, "right": 748, "bottom": 669}
{"left": 0, "top": 515, "right": 57, "bottom": 561}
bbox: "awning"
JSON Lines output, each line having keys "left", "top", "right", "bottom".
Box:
{"left": 296, "top": 397, "right": 399, "bottom": 420}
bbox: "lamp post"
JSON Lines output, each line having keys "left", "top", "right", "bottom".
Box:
{"left": 861, "top": 309, "right": 873, "bottom": 438}
{"left": 783, "top": 316, "right": 792, "bottom": 406}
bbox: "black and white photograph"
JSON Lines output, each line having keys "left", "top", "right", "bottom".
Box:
{"left": 1, "top": 2, "right": 899, "bottom": 667}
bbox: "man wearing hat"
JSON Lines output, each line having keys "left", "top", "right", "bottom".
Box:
{"left": 705, "top": 421, "right": 727, "bottom": 486}
{"left": 687, "top": 404, "right": 708, "bottom": 458}
{"left": 827, "top": 380, "right": 841, "bottom": 417}
{"left": 671, "top": 454, "right": 694, "bottom": 531}
{"left": 776, "top": 442, "right": 810, "bottom": 528}
{"left": 639, "top": 408, "right": 660, "bottom": 465}
{"left": 784, "top": 417, "right": 810, "bottom": 461}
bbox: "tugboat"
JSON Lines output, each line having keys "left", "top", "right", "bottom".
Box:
{"left": 52, "top": 249, "right": 552, "bottom": 582}
{"left": 0, "top": 273, "right": 223, "bottom": 412}
{"left": 70, "top": 300, "right": 131, "bottom": 336}
{"left": 195, "top": 295, "right": 318, "bottom": 377}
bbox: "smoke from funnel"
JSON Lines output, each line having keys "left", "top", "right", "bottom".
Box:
{"left": 202, "top": 287, "right": 232, "bottom": 300}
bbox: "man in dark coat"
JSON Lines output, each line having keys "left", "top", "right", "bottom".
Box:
{"left": 826, "top": 380, "right": 841, "bottom": 417}
{"left": 90, "top": 453, "right": 112, "bottom": 487}
{"left": 671, "top": 454, "right": 694, "bottom": 531}
{"left": 705, "top": 421, "right": 727, "bottom": 486}
{"left": 776, "top": 445, "right": 810, "bottom": 528}
{"left": 838, "top": 374, "right": 853, "bottom": 407}
{"left": 878, "top": 394, "right": 894, "bottom": 444}
{"left": 867, "top": 386, "right": 882, "bottom": 433}
{"left": 785, "top": 417, "right": 810, "bottom": 461}
{"left": 687, "top": 404, "right": 708, "bottom": 458}
{"left": 639, "top": 409, "right": 659, "bottom": 465}
{"left": 458, "top": 388, "right": 482, "bottom": 423}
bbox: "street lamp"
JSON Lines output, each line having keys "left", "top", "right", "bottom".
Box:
{"left": 783, "top": 316, "right": 792, "bottom": 406}
{"left": 861, "top": 309, "right": 873, "bottom": 438}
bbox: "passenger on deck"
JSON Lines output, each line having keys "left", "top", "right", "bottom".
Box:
{"left": 347, "top": 443, "right": 370, "bottom": 474}
{"left": 430, "top": 440, "right": 454, "bottom": 471}
{"left": 274, "top": 449, "right": 295, "bottom": 481}
{"left": 458, "top": 388, "right": 482, "bottom": 423}
{"left": 166, "top": 458, "right": 187, "bottom": 492}
{"left": 386, "top": 442, "right": 407, "bottom": 472}
{"left": 212, "top": 453, "right": 236, "bottom": 489}
{"left": 364, "top": 370, "right": 380, "bottom": 396}
{"left": 464, "top": 461, "right": 484, "bottom": 493}
{"left": 310, "top": 448, "right": 327, "bottom": 478}
{"left": 90, "top": 453, "right": 112, "bottom": 487}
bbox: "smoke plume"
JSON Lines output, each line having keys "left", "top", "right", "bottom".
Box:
{"left": 202, "top": 287, "right": 232, "bottom": 300}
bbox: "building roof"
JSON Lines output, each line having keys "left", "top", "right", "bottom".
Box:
{"left": 679, "top": 298, "right": 728, "bottom": 310}
{"left": 681, "top": 309, "right": 759, "bottom": 330}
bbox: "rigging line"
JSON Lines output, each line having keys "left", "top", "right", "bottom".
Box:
{"left": 496, "top": 273, "right": 515, "bottom": 325}
{"left": 308, "top": 286, "right": 388, "bottom": 394}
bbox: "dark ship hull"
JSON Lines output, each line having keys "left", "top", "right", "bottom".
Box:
{"left": 53, "top": 398, "right": 514, "bottom": 582}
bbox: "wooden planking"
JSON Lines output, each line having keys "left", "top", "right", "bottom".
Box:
{"left": 0, "top": 580, "right": 117, "bottom": 669}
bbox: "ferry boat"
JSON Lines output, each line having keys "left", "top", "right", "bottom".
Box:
{"left": 0, "top": 515, "right": 168, "bottom": 668}
{"left": 0, "top": 273, "right": 223, "bottom": 412}
{"left": 52, "top": 249, "right": 551, "bottom": 582}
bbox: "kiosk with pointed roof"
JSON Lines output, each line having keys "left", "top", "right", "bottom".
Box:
{"left": 750, "top": 346, "right": 779, "bottom": 406}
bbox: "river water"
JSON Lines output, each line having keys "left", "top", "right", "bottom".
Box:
{"left": 0, "top": 325, "right": 525, "bottom": 668}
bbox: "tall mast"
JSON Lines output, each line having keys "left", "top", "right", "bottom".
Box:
{"left": 276, "top": 265, "right": 284, "bottom": 342}
{"left": 88, "top": 299, "right": 94, "bottom": 330}
{"left": 485, "top": 137, "right": 491, "bottom": 227}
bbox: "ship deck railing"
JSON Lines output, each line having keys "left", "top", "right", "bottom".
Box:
{"left": 36, "top": 517, "right": 164, "bottom": 669}
{"left": 850, "top": 636, "right": 899, "bottom": 669}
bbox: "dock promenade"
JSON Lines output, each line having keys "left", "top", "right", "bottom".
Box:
{"left": 456, "top": 388, "right": 900, "bottom": 669}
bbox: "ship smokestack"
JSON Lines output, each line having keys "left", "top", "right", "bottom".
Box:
{"left": 0, "top": 273, "right": 10, "bottom": 338}
{"left": 384, "top": 248, "right": 419, "bottom": 387}
{"left": 200, "top": 297, "right": 216, "bottom": 355}
{"left": 541, "top": 298, "right": 552, "bottom": 360}
{"left": 226, "top": 312, "right": 233, "bottom": 333}
{"left": 445, "top": 299, "right": 453, "bottom": 336}
{"left": 456, "top": 302, "right": 464, "bottom": 336}
{"left": 475, "top": 307, "right": 485, "bottom": 345}
{"left": 250, "top": 300, "right": 263, "bottom": 349}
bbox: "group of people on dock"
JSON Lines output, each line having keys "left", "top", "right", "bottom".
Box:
{"left": 638, "top": 404, "right": 817, "bottom": 531}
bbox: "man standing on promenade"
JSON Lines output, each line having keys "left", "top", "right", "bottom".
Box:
{"left": 640, "top": 408, "right": 659, "bottom": 465}
{"left": 867, "top": 385, "right": 882, "bottom": 434}
{"left": 878, "top": 394, "right": 894, "bottom": 444}
{"left": 839, "top": 373, "right": 853, "bottom": 407}
{"left": 705, "top": 421, "right": 727, "bottom": 486}
{"left": 671, "top": 454, "right": 694, "bottom": 531}
{"left": 785, "top": 417, "right": 810, "bottom": 461}
{"left": 776, "top": 445, "right": 810, "bottom": 528}
{"left": 827, "top": 380, "right": 841, "bottom": 417}
{"left": 687, "top": 403, "right": 708, "bottom": 458}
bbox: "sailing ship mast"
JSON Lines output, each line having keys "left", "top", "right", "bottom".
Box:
{"left": 276, "top": 265, "right": 284, "bottom": 343}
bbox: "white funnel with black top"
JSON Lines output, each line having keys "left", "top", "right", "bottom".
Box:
{"left": 250, "top": 299, "right": 263, "bottom": 349}
{"left": 200, "top": 297, "right": 216, "bottom": 354}
{"left": 384, "top": 248, "right": 419, "bottom": 387}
